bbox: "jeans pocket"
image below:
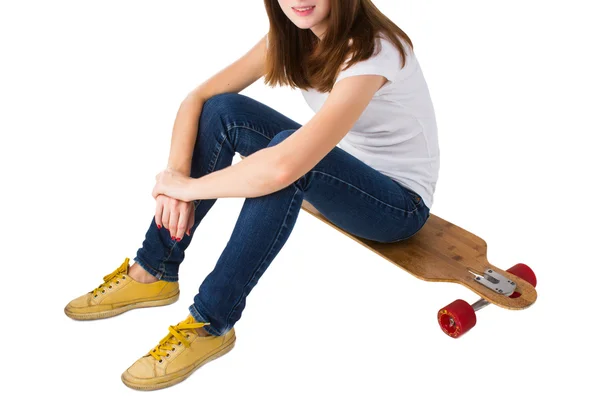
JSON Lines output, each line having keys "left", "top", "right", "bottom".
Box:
{"left": 412, "top": 193, "right": 423, "bottom": 206}
{"left": 405, "top": 189, "right": 423, "bottom": 207}
{"left": 393, "top": 181, "right": 423, "bottom": 208}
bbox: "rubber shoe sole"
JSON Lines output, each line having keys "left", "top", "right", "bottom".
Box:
{"left": 64, "top": 291, "right": 180, "bottom": 321}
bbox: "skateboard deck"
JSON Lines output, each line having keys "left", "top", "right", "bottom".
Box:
{"left": 300, "top": 200, "right": 537, "bottom": 310}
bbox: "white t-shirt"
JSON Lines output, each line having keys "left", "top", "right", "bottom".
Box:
{"left": 300, "top": 34, "right": 440, "bottom": 210}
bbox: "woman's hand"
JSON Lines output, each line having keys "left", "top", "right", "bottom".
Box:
{"left": 154, "top": 194, "right": 195, "bottom": 240}
{"left": 153, "top": 168, "right": 196, "bottom": 240}
{"left": 152, "top": 169, "right": 194, "bottom": 202}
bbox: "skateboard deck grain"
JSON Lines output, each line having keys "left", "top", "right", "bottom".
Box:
{"left": 301, "top": 200, "right": 537, "bottom": 310}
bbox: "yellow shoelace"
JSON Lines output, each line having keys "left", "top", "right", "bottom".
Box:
{"left": 149, "top": 315, "right": 211, "bottom": 362}
{"left": 90, "top": 258, "right": 130, "bottom": 298}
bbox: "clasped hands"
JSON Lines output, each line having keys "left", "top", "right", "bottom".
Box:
{"left": 152, "top": 168, "right": 196, "bottom": 241}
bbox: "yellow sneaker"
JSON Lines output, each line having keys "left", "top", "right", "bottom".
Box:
{"left": 121, "top": 315, "right": 236, "bottom": 391}
{"left": 64, "top": 257, "right": 179, "bottom": 320}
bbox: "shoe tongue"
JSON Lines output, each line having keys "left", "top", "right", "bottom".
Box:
{"left": 179, "top": 315, "right": 196, "bottom": 325}
{"left": 122, "top": 258, "right": 131, "bottom": 274}
{"left": 174, "top": 315, "right": 201, "bottom": 337}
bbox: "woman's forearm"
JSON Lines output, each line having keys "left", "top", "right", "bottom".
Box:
{"left": 166, "top": 94, "right": 206, "bottom": 176}
{"left": 187, "top": 146, "right": 287, "bottom": 200}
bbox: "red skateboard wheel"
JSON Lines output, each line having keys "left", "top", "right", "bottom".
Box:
{"left": 507, "top": 263, "right": 537, "bottom": 298}
{"left": 437, "top": 299, "right": 477, "bottom": 338}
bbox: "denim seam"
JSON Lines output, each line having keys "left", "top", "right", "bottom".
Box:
{"left": 191, "top": 126, "right": 230, "bottom": 216}
{"left": 208, "top": 130, "right": 228, "bottom": 172}
{"left": 192, "top": 130, "right": 226, "bottom": 213}
{"left": 311, "top": 170, "right": 419, "bottom": 214}
{"left": 159, "top": 240, "right": 179, "bottom": 277}
{"left": 226, "top": 124, "right": 274, "bottom": 144}
{"left": 224, "top": 187, "right": 301, "bottom": 328}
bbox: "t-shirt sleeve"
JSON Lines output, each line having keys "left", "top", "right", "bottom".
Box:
{"left": 335, "top": 36, "right": 413, "bottom": 85}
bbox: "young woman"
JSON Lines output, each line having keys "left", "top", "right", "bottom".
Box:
{"left": 65, "top": 0, "right": 439, "bottom": 391}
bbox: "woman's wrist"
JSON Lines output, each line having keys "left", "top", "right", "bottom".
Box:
{"left": 166, "top": 165, "right": 190, "bottom": 176}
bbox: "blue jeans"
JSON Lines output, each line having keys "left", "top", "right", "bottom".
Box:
{"left": 134, "top": 93, "right": 430, "bottom": 336}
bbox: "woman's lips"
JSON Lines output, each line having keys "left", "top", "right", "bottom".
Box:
{"left": 292, "top": 6, "right": 315, "bottom": 16}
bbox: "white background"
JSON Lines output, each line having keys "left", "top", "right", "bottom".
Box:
{"left": 1, "top": 0, "right": 598, "bottom": 399}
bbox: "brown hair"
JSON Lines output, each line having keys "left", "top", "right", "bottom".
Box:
{"left": 263, "top": 0, "right": 414, "bottom": 93}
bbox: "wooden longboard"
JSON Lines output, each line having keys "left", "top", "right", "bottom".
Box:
{"left": 300, "top": 200, "right": 537, "bottom": 310}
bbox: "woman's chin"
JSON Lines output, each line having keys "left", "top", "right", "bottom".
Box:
{"left": 291, "top": 21, "right": 314, "bottom": 29}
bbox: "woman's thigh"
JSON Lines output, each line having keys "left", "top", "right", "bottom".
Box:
{"left": 296, "top": 143, "right": 431, "bottom": 243}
